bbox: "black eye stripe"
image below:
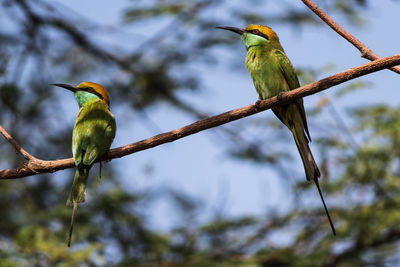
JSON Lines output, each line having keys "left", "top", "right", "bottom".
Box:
{"left": 246, "top": 29, "right": 269, "bottom": 40}
{"left": 85, "top": 87, "right": 103, "bottom": 99}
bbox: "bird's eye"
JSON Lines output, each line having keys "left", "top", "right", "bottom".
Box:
{"left": 253, "top": 29, "right": 259, "bottom": 34}
{"left": 87, "top": 87, "right": 94, "bottom": 93}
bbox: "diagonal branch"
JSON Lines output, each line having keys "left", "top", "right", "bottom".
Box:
{"left": 0, "top": 125, "right": 37, "bottom": 161}
{"left": 14, "top": 0, "right": 138, "bottom": 73}
{"left": 1, "top": 54, "right": 400, "bottom": 180}
{"left": 302, "top": 0, "right": 400, "bottom": 74}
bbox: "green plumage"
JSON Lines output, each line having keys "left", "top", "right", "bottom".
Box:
{"left": 68, "top": 98, "right": 116, "bottom": 205}
{"left": 217, "top": 24, "right": 335, "bottom": 234}
{"left": 245, "top": 39, "right": 319, "bottom": 181}
{"left": 53, "top": 82, "right": 116, "bottom": 246}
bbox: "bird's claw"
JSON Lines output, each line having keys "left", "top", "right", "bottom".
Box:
{"left": 277, "top": 92, "right": 284, "bottom": 101}
{"left": 255, "top": 100, "right": 262, "bottom": 111}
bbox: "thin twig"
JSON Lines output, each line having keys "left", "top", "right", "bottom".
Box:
{"left": 302, "top": 0, "right": 400, "bottom": 74}
{"left": 325, "top": 96, "right": 359, "bottom": 151}
{"left": 0, "top": 125, "right": 36, "bottom": 161}
{"left": 1, "top": 54, "right": 400, "bottom": 179}
{"left": 14, "top": 0, "right": 138, "bottom": 74}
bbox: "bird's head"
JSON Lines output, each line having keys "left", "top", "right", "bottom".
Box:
{"left": 52, "top": 82, "right": 110, "bottom": 107}
{"left": 217, "top": 24, "right": 279, "bottom": 50}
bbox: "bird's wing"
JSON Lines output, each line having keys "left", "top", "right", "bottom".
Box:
{"left": 73, "top": 104, "right": 116, "bottom": 167}
{"left": 82, "top": 109, "right": 116, "bottom": 166}
{"left": 72, "top": 109, "right": 85, "bottom": 168}
{"left": 274, "top": 49, "right": 311, "bottom": 141}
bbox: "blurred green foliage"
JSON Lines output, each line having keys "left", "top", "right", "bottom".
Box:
{"left": 1, "top": 0, "right": 399, "bottom": 266}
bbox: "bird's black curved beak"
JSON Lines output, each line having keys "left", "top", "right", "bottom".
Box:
{"left": 52, "top": 83, "right": 79, "bottom": 93}
{"left": 216, "top": 26, "right": 244, "bottom": 35}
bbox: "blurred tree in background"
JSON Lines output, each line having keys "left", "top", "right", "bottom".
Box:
{"left": 1, "top": 0, "right": 400, "bottom": 266}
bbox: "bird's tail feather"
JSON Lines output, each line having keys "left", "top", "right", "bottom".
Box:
{"left": 67, "top": 168, "right": 89, "bottom": 206}
{"left": 292, "top": 124, "right": 320, "bottom": 181}
{"left": 291, "top": 124, "right": 336, "bottom": 235}
{"left": 66, "top": 167, "right": 89, "bottom": 247}
{"left": 67, "top": 202, "right": 78, "bottom": 247}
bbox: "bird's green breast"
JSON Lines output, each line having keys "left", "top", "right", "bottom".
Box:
{"left": 245, "top": 47, "right": 289, "bottom": 100}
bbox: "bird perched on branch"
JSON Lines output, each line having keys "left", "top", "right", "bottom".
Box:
{"left": 53, "top": 82, "right": 116, "bottom": 246}
{"left": 217, "top": 24, "right": 335, "bottom": 235}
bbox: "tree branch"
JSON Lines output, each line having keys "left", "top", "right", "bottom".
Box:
{"left": 302, "top": 0, "right": 400, "bottom": 74}
{"left": 0, "top": 125, "right": 37, "bottom": 161}
{"left": 14, "top": 0, "right": 139, "bottom": 74}
{"left": 1, "top": 54, "right": 400, "bottom": 179}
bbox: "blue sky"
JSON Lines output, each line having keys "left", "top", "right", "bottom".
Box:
{"left": 51, "top": 0, "right": 400, "bottom": 231}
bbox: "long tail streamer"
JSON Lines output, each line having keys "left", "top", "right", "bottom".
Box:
{"left": 68, "top": 203, "right": 78, "bottom": 247}
{"left": 314, "top": 178, "right": 336, "bottom": 235}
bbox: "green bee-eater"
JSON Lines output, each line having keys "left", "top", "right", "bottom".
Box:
{"left": 53, "top": 82, "right": 116, "bottom": 246}
{"left": 217, "top": 24, "right": 335, "bottom": 235}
